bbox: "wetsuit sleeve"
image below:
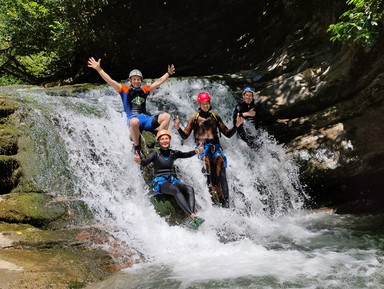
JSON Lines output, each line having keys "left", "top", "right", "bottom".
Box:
{"left": 140, "top": 151, "right": 157, "bottom": 167}
{"left": 174, "top": 150, "right": 196, "bottom": 159}
{"left": 119, "top": 85, "right": 132, "bottom": 118}
{"left": 176, "top": 114, "right": 194, "bottom": 140}
{"left": 216, "top": 114, "right": 237, "bottom": 138}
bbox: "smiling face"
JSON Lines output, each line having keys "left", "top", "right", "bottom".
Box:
{"left": 158, "top": 135, "right": 171, "bottom": 149}
{"left": 199, "top": 101, "right": 211, "bottom": 112}
{"left": 242, "top": 91, "right": 254, "bottom": 104}
{"left": 129, "top": 76, "right": 142, "bottom": 88}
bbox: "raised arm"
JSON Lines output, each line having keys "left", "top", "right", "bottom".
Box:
{"left": 232, "top": 105, "right": 241, "bottom": 126}
{"left": 217, "top": 114, "right": 243, "bottom": 138}
{"left": 135, "top": 151, "right": 156, "bottom": 166}
{"left": 174, "top": 143, "right": 204, "bottom": 159}
{"left": 173, "top": 114, "right": 194, "bottom": 140}
{"left": 150, "top": 64, "right": 175, "bottom": 90}
{"left": 88, "top": 57, "right": 121, "bottom": 92}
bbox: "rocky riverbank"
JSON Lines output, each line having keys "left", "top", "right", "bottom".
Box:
{"left": 0, "top": 222, "right": 116, "bottom": 289}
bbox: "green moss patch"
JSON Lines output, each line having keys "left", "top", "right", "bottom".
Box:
{"left": 0, "top": 126, "right": 19, "bottom": 155}
{"left": 0, "top": 192, "right": 67, "bottom": 228}
{"left": 0, "top": 98, "right": 19, "bottom": 119}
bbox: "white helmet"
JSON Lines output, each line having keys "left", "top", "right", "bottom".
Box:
{"left": 129, "top": 69, "right": 143, "bottom": 79}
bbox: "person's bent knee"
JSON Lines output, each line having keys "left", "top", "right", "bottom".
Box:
{"left": 129, "top": 118, "right": 140, "bottom": 128}
{"left": 159, "top": 112, "right": 171, "bottom": 122}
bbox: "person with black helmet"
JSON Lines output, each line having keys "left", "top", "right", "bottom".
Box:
{"left": 134, "top": 129, "right": 205, "bottom": 229}
{"left": 88, "top": 57, "right": 175, "bottom": 158}
{"left": 173, "top": 92, "right": 243, "bottom": 208}
{"left": 233, "top": 87, "right": 279, "bottom": 149}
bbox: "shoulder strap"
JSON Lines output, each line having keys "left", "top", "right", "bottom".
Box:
{"left": 211, "top": 112, "right": 219, "bottom": 123}
{"left": 193, "top": 112, "right": 199, "bottom": 124}
{"left": 210, "top": 112, "right": 221, "bottom": 137}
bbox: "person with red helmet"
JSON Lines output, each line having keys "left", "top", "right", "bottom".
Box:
{"left": 173, "top": 92, "right": 243, "bottom": 208}
{"left": 88, "top": 57, "right": 175, "bottom": 158}
{"left": 134, "top": 129, "right": 205, "bottom": 229}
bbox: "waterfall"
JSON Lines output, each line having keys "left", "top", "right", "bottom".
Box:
{"left": 9, "top": 82, "right": 384, "bottom": 289}
{"left": 29, "top": 79, "right": 304, "bottom": 253}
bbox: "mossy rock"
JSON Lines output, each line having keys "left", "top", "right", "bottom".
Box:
{"left": 150, "top": 194, "right": 186, "bottom": 225}
{"left": 0, "top": 192, "right": 94, "bottom": 229}
{"left": 0, "top": 126, "right": 19, "bottom": 155}
{"left": 0, "top": 222, "right": 114, "bottom": 289}
{"left": 0, "top": 155, "right": 21, "bottom": 194}
{"left": 0, "top": 192, "right": 68, "bottom": 228}
{"left": 0, "top": 98, "right": 19, "bottom": 119}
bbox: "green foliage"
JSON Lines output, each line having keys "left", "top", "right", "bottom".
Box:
{"left": 0, "top": 0, "right": 109, "bottom": 84}
{"left": 328, "top": 0, "right": 384, "bottom": 47}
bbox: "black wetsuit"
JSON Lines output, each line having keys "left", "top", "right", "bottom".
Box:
{"left": 140, "top": 148, "right": 197, "bottom": 215}
{"left": 232, "top": 100, "right": 276, "bottom": 148}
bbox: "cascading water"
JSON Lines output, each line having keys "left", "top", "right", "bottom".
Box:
{"left": 9, "top": 80, "right": 384, "bottom": 289}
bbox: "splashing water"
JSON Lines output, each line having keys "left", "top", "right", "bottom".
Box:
{"left": 10, "top": 81, "right": 384, "bottom": 289}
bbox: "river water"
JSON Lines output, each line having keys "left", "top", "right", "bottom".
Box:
{"left": 3, "top": 80, "right": 384, "bottom": 289}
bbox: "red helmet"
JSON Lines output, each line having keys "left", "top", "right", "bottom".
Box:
{"left": 197, "top": 92, "right": 211, "bottom": 103}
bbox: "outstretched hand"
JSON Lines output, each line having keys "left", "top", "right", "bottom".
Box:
{"left": 134, "top": 152, "right": 141, "bottom": 164}
{"left": 173, "top": 115, "right": 180, "bottom": 130}
{"left": 168, "top": 64, "right": 175, "bottom": 75}
{"left": 196, "top": 142, "right": 204, "bottom": 154}
{"left": 87, "top": 57, "right": 101, "bottom": 71}
{"left": 235, "top": 113, "right": 244, "bottom": 127}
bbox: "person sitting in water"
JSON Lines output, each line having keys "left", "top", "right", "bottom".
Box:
{"left": 134, "top": 129, "right": 205, "bottom": 229}
{"left": 173, "top": 92, "right": 243, "bottom": 208}
{"left": 232, "top": 87, "right": 282, "bottom": 149}
{"left": 88, "top": 57, "right": 175, "bottom": 158}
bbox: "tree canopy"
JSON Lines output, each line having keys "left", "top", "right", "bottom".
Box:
{"left": 327, "top": 0, "right": 384, "bottom": 47}
{"left": 0, "top": 0, "right": 383, "bottom": 85}
{"left": 0, "top": 0, "right": 108, "bottom": 84}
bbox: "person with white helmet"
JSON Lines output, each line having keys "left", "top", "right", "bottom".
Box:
{"left": 87, "top": 57, "right": 175, "bottom": 158}
{"left": 173, "top": 92, "right": 243, "bottom": 208}
{"left": 232, "top": 86, "right": 280, "bottom": 149}
{"left": 134, "top": 129, "right": 205, "bottom": 229}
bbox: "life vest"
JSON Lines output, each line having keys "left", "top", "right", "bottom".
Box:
{"left": 153, "top": 150, "right": 176, "bottom": 177}
{"left": 151, "top": 150, "right": 180, "bottom": 194}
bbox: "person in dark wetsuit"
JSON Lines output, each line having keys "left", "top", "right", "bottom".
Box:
{"left": 88, "top": 57, "right": 175, "bottom": 158}
{"left": 232, "top": 87, "right": 279, "bottom": 149}
{"left": 134, "top": 129, "right": 205, "bottom": 229}
{"left": 173, "top": 92, "right": 244, "bottom": 208}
